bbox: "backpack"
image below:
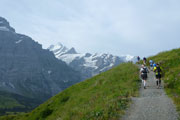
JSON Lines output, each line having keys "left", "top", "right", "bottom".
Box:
{"left": 156, "top": 67, "right": 161, "bottom": 73}
{"left": 142, "top": 67, "right": 147, "bottom": 74}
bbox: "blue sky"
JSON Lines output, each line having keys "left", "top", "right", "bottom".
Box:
{"left": 0, "top": 0, "right": 180, "bottom": 57}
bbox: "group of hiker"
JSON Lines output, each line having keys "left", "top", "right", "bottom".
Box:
{"left": 137, "top": 56, "right": 162, "bottom": 89}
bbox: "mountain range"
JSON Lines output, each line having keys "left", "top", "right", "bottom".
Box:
{"left": 0, "top": 17, "right": 82, "bottom": 113}
{"left": 48, "top": 43, "right": 137, "bottom": 79}
{"left": 0, "top": 16, "right": 136, "bottom": 114}
{"left": 4, "top": 47, "right": 180, "bottom": 120}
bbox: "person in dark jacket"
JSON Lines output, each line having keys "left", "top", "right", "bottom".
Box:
{"left": 153, "top": 63, "right": 162, "bottom": 88}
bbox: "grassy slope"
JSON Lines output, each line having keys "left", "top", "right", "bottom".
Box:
{"left": 147, "top": 48, "right": 180, "bottom": 113}
{"left": 0, "top": 91, "right": 41, "bottom": 115}
{"left": 0, "top": 63, "right": 139, "bottom": 120}
{"left": 0, "top": 92, "right": 24, "bottom": 109}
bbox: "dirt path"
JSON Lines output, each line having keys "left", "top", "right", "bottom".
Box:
{"left": 122, "top": 69, "right": 179, "bottom": 120}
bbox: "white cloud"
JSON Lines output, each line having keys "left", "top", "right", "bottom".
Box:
{"left": 0, "top": 0, "right": 180, "bottom": 57}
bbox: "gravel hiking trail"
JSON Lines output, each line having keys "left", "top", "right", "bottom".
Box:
{"left": 122, "top": 69, "right": 179, "bottom": 120}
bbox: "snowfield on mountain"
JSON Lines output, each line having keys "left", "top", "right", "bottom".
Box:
{"left": 48, "top": 43, "right": 137, "bottom": 79}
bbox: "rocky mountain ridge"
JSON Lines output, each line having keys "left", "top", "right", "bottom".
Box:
{"left": 0, "top": 17, "right": 82, "bottom": 104}
{"left": 48, "top": 43, "right": 137, "bottom": 79}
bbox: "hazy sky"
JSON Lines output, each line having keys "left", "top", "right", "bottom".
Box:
{"left": 0, "top": 0, "right": 180, "bottom": 57}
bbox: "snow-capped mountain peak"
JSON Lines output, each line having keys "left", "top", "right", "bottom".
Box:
{"left": 48, "top": 43, "right": 69, "bottom": 57}
{"left": 121, "top": 54, "right": 137, "bottom": 63}
{"left": 49, "top": 43, "right": 136, "bottom": 79}
{"left": 48, "top": 42, "right": 67, "bottom": 52}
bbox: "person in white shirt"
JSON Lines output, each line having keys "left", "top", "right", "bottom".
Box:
{"left": 140, "top": 64, "right": 149, "bottom": 89}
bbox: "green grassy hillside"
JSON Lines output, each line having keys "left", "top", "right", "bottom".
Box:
{"left": 148, "top": 48, "right": 180, "bottom": 113}
{"left": 0, "top": 91, "right": 41, "bottom": 116}
{"left": 0, "top": 63, "right": 139, "bottom": 120}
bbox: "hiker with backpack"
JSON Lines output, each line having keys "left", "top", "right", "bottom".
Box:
{"left": 149, "top": 59, "right": 154, "bottom": 71}
{"left": 153, "top": 63, "right": 162, "bottom": 88}
{"left": 153, "top": 63, "right": 157, "bottom": 68}
{"left": 143, "top": 57, "right": 147, "bottom": 65}
{"left": 140, "top": 64, "right": 149, "bottom": 89}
